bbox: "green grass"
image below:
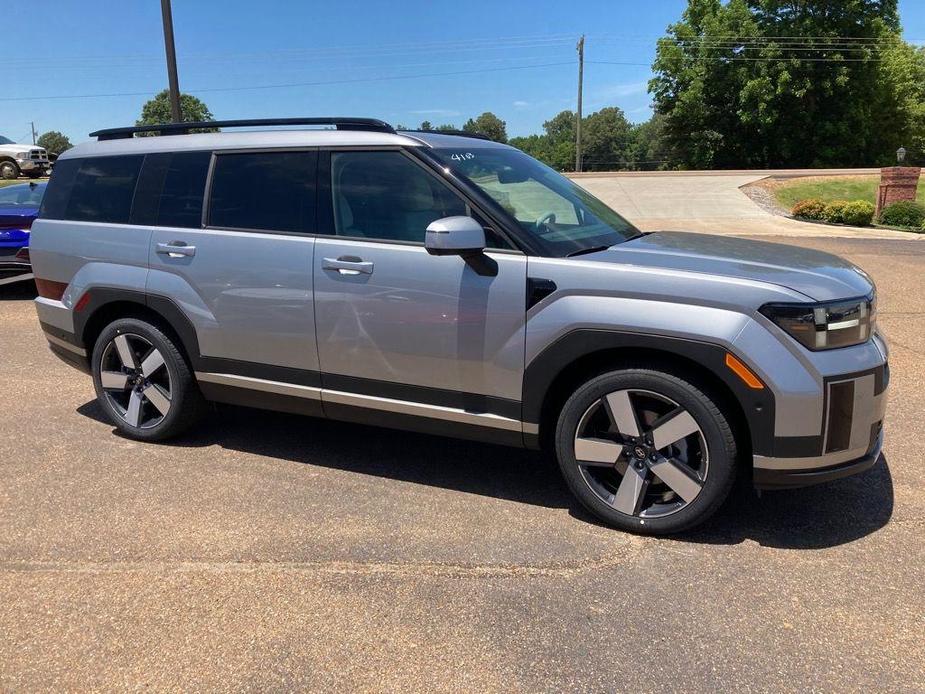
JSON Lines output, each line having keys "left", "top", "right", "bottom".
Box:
{"left": 774, "top": 175, "right": 925, "bottom": 210}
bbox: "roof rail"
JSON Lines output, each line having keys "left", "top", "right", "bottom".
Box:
{"left": 89, "top": 117, "right": 395, "bottom": 141}
{"left": 400, "top": 128, "right": 492, "bottom": 141}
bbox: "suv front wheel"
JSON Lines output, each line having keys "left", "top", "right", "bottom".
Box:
{"left": 555, "top": 368, "right": 737, "bottom": 535}
{"left": 91, "top": 317, "right": 205, "bottom": 441}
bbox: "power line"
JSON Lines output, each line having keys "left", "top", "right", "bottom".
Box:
{"left": 0, "top": 61, "right": 575, "bottom": 103}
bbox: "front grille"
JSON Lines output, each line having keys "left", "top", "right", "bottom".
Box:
{"left": 29, "top": 149, "right": 47, "bottom": 161}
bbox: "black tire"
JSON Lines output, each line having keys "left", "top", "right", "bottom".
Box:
{"left": 91, "top": 317, "right": 205, "bottom": 441}
{"left": 0, "top": 160, "right": 19, "bottom": 180}
{"left": 555, "top": 368, "right": 737, "bottom": 535}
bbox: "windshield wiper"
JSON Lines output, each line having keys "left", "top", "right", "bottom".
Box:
{"left": 566, "top": 245, "right": 611, "bottom": 257}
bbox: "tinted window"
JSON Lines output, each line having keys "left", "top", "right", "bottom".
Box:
{"left": 38, "top": 158, "right": 80, "bottom": 220}
{"left": 63, "top": 155, "right": 144, "bottom": 224}
{"left": 208, "top": 151, "right": 317, "bottom": 233}
{"left": 158, "top": 151, "right": 211, "bottom": 228}
{"left": 331, "top": 151, "right": 467, "bottom": 243}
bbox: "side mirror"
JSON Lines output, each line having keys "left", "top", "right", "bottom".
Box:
{"left": 425, "top": 216, "right": 486, "bottom": 257}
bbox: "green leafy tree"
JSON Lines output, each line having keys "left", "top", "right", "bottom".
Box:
{"left": 650, "top": 0, "right": 907, "bottom": 168}
{"left": 628, "top": 114, "right": 674, "bottom": 170}
{"left": 36, "top": 131, "right": 72, "bottom": 155}
{"left": 136, "top": 90, "right": 218, "bottom": 135}
{"left": 419, "top": 120, "right": 433, "bottom": 131}
{"left": 435, "top": 123, "right": 458, "bottom": 132}
{"left": 462, "top": 112, "right": 508, "bottom": 142}
{"left": 581, "top": 107, "right": 634, "bottom": 171}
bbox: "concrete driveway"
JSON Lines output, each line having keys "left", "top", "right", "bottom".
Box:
{"left": 1, "top": 232, "right": 923, "bottom": 691}
{"left": 572, "top": 173, "right": 921, "bottom": 240}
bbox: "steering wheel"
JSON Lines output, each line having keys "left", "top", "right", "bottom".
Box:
{"left": 535, "top": 212, "right": 557, "bottom": 233}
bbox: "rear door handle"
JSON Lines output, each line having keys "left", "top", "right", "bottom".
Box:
{"left": 156, "top": 241, "right": 196, "bottom": 258}
{"left": 323, "top": 256, "right": 374, "bottom": 275}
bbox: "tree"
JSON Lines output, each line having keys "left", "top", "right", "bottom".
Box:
{"left": 36, "top": 131, "right": 72, "bottom": 155}
{"left": 419, "top": 120, "right": 433, "bottom": 131}
{"left": 435, "top": 123, "right": 458, "bottom": 132}
{"left": 649, "top": 0, "right": 909, "bottom": 168}
{"left": 136, "top": 90, "right": 218, "bottom": 134}
{"left": 462, "top": 112, "right": 508, "bottom": 142}
{"left": 581, "top": 107, "right": 633, "bottom": 171}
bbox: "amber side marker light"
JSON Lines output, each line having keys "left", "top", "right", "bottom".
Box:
{"left": 725, "top": 353, "right": 765, "bottom": 390}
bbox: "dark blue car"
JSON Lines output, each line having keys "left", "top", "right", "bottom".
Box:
{"left": 0, "top": 181, "right": 44, "bottom": 285}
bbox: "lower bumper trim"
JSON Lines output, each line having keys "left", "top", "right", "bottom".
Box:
{"left": 753, "top": 444, "right": 881, "bottom": 490}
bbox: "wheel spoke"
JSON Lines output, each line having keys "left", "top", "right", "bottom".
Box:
{"left": 650, "top": 457, "right": 702, "bottom": 502}
{"left": 649, "top": 410, "right": 699, "bottom": 450}
{"left": 143, "top": 384, "right": 171, "bottom": 416}
{"left": 140, "top": 349, "right": 165, "bottom": 378}
{"left": 113, "top": 334, "right": 138, "bottom": 370}
{"left": 124, "top": 390, "right": 143, "bottom": 427}
{"left": 100, "top": 371, "right": 130, "bottom": 391}
{"left": 604, "top": 390, "right": 641, "bottom": 438}
{"left": 575, "top": 437, "right": 622, "bottom": 466}
{"left": 612, "top": 464, "right": 648, "bottom": 515}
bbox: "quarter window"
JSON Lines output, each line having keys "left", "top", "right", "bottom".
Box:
{"left": 208, "top": 151, "right": 317, "bottom": 233}
{"left": 64, "top": 155, "right": 144, "bottom": 224}
{"left": 330, "top": 151, "right": 468, "bottom": 243}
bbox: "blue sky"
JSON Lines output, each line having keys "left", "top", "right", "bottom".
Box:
{"left": 3, "top": 1, "right": 925, "bottom": 145}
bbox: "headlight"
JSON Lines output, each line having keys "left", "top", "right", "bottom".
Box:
{"left": 760, "top": 293, "right": 876, "bottom": 351}
{"left": 14, "top": 152, "right": 28, "bottom": 159}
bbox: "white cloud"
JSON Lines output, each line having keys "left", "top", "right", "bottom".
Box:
{"left": 512, "top": 100, "right": 531, "bottom": 108}
{"left": 596, "top": 81, "right": 649, "bottom": 100}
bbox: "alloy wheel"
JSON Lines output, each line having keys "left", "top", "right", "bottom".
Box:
{"left": 99, "top": 333, "right": 172, "bottom": 429}
{"left": 573, "top": 388, "right": 709, "bottom": 518}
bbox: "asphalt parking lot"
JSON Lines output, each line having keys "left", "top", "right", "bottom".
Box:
{"left": 1, "top": 234, "right": 923, "bottom": 691}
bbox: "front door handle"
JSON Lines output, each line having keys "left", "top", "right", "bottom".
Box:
{"left": 156, "top": 241, "right": 196, "bottom": 258}
{"left": 323, "top": 256, "right": 374, "bottom": 275}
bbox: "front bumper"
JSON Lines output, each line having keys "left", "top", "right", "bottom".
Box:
{"left": 754, "top": 430, "right": 883, "bottom": 489}
{"left": 16, "top": 159, "right": 49, "bottom": 173}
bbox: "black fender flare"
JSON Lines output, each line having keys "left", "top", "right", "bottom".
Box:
{"left": 521, "top": 329, "right": 776, "bottom": 456}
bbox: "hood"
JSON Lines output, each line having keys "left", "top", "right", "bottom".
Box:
{"left": 0, "top": 144, "right": 33, "bottom": 155}
{"left": 586, "top": 231, "right": 872, "bottom": 302}
{"left": 0, "top": 206, "right": 37, "bottom": 242}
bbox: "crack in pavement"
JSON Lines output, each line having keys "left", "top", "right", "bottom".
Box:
{"left": 0, "top": 546, "right": 644, "bottom": 579}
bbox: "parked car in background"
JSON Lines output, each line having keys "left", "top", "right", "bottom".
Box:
{"left": 0, "top": 181, "right": 44, "bottom": 285}
{"left": 0, "top": 135, "right": 50, "bottom": 180}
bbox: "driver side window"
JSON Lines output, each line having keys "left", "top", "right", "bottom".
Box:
{"left": 330, "top": 150, "right": 510, "bottom": 248}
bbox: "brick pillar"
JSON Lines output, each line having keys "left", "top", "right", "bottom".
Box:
{"left": 876, "top": 166, "right": 921, "bottom": 217}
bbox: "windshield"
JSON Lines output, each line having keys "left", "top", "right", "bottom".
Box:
{"left": 0, "top": 135, "right": 14, "bottom": 145}
{"left": 0, "top": 182, "right": 45, "bottom": 206}
{"left": 431, "top": 146, "right": 639, "bottom": 256}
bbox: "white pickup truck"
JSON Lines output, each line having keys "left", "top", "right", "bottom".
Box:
{"left": 0, "top": 135, "right": 50, "bottom": 180}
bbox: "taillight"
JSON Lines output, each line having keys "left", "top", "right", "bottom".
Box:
{"left": 14, "top": 247, "right": 29, "bottom": 263}
{"left": 35, "top": 278, "right": 68, "bottom": 300}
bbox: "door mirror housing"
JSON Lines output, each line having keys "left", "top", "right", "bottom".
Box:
{"left": 425, "top": 216, "right": 486, "bottom": 257}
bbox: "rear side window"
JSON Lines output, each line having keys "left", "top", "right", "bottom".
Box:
{"left": 38, "top": 158, "right": 80, "bottom": 219}
{"left": 157, "top": 151, "right": 211, "bottom": 228}
{"left": 208, "top": 151, "right": 317, "bottom": 233}
{"left": 64, "top": 155, "right": 144, "bottom": 224}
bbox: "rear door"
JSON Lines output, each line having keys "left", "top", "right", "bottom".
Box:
{"left": 146, "top": 149, "right": 320, "bottom": 376}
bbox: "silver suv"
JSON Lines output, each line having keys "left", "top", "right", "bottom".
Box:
{"left": 29, "top": 118, "right": 888, "bottom": 534}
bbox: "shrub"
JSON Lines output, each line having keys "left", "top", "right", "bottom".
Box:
{"left": 841, "top": 200, "right": 875, "bottom": 227}
{"left": 791, "top": 198, "right": 826, "bottom": 220}
{"left": 822, "top": 200, "right": 850, "bottom": 224}
{"left": 879, "top": 200, "right": 925, "bottom": 228}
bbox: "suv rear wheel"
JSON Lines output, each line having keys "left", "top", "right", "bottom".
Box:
{"left": 91, "top": 318, "right": 205, "bottom": 441}
{"left": 555, "top": 368, "right": 737, "bottom": 535}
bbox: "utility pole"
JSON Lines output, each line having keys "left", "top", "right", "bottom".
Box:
{"left": 575, "top": 35, "right": 585, "bottom": 173}
{"left": 30, "top": 122, "right": 37, "bottom": 144}
{"left": 160, "top": 0, "right": 183, "bottom": 123}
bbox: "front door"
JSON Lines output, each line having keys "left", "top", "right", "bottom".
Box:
{"left": 313, "top": 149, "right": 527, "bottom": 426}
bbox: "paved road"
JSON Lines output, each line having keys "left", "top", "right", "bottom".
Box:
{"left": 571, "top": 173, "right": 922, "bottom": 240}
{"left": 1, "top": 235, "right": 923, "bottom": 691}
